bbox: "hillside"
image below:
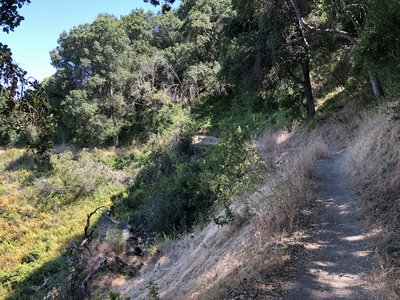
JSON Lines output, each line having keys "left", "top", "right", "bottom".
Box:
{"left": 1, "top": 0, "right": 400, "bottom": 299}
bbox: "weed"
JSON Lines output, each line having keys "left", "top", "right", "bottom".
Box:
{"left": 106, "top": 227, "right": 126, "bottom": 255}
{"left": 0, "top": 148, "right": 122, "bottom": 299}
{"left": 108, "top": 289, "right": 122, "bottom": 300}
{"left": 147, "top": 281, "right": 160, "bottom": 300}
{"left": 213, "top": 205, "right": 236, "bottom": 226}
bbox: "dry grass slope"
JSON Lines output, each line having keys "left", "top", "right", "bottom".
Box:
{"left": 346, "top": 106, "right": 400, "bottom": 299}
{"left": 111, "top": 133, "right": 329, "bottom": 299}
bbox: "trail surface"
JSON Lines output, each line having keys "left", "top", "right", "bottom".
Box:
{"left": 282, "top": 151, "right": 377, "bottom": 299}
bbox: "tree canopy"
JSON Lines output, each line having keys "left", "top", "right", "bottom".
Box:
{"left": 0, "top": 0, "right": 30, "bottom": 32}
{"left": 2, "top": 0, "right": 400, "bottom": 148}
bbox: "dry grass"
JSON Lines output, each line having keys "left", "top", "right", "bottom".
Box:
{"left": 111, "top": 132, "right": 329, "bottom": 300}
{"left": 82, "top": 102, "right": 361, "bottom": 299}
{"left": 289, "top": 103, "right": 362, "bottom": 151}
{"left": 259, "top": 140, "right": 329, "bottom": 233}
{"left": 345, "top": 107, "right": 400, "bottom": 298}
{"left": 81, "top": 101, "right": 361, "bottom": 299}
{"left": 115, "top": 198, "right": 277, "bottom": 299}
{"left": 346, "top": 109, "right": 400, "bottom": 224}
{"left": 90, "top": 99, "right": 397, "bottom": 300}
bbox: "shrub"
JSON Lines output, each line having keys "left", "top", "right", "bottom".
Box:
{"left": 106, "top": 227, "right": 126, "bottom": 255}
{"left": 147, "top": 281, "right": 160, "bottom": 300}
{"left": 34, "top": 150, "right": 116, "bottom": 207}
{"left": 129, "top": 126, "right": 267, "bottom": 234}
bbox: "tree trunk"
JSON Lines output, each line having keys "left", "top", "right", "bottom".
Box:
{"left": 302, "top": 60, "right": 315, "bottom": 118}
{"left": 368, "top": 70, "right": 384, "bottom": 98}
{"left": 289, "top": 0, "right": 316, "bottom": 118}
{"left": 289, "top": 0, "right": 385, "bottom": 100}
{"left": 113, "top": 134, "right": 119, "bottom": 147}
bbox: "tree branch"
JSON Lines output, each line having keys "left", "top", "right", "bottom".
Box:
{"left": 288, "top": 0, "right": 358, "bottom": 45}
{"left": 84, "top": 206, "right": 107, "bottom": 241}
{"left": 305, "top": 22, "right": 359, "bottom": 44}
{"left": 288, "top": 0, "right": 310, "bottom": 49}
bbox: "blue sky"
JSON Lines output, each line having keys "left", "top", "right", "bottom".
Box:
{"left": 0, "top": 0, "right": 180, "bottom": 81}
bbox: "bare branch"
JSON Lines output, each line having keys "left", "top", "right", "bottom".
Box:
{"left": 288, "top": 0, "right": 310, "bottom": 49}
{"left": 84, "top": 206, "right": 107, "bottom": 241}
{"left": 289, "top": 0, "right": 358, "bottom": 45}
{"left": 306, "top": 23, "right": 358, "bottom": 44}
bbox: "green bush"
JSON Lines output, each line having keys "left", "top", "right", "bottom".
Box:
{"left": 34, "top": 150, "right": 115, "bottom": 207}
{"left": 357, "top": 0, "right": 400, "bottom": 97}
{"left": 124, "top": 126, "right": 266, "bottom": 234}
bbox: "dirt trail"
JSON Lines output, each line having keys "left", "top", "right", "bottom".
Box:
{"left": 282, "top": 151, "right": 377, "bottom": 299}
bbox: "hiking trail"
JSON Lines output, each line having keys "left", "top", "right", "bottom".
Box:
{"left": 281, "top": 150, "right": 377, "bottom": 299}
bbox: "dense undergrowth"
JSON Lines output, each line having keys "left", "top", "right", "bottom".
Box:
{"left": 0, "top": 42, "right": 388, "bottom": 300}
{"left": 0, "top": 34, "right": 375, "bottom": 300}
{"left": 0, "top": 97, "right": 273, "bottom": 299}
{"left": 0, "top": 149, "right": 125, "bottom": 299}
{"left": 0, "top": 81, "right": 363, "bottom": 299}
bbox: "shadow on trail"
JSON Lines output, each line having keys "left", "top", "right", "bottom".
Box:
{"left": 282, "top": 152, "right": 379, "bottom": 300}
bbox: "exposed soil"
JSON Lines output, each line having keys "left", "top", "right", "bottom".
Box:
{"left": 281, "top": 151, "right": 378, "bottom": 299}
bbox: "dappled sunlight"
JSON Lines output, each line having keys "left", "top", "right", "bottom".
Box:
{"left": 312, "top": 261, "right": 335, "bottom": 268}
{"left": 316, "top": 86, "right": 345, "bottom": 109}
{"left": 342, "top": 235, "right": 367, "bottom": 242}
{"left": 0, "top": 148, "right": 123, "bottom": 299}
{"left": 107, "top": 137, "right": 335, "bottom": 299}
{"left": 111, "top": 277, "right": 128, "bottom": 288}
{"left": 112, "top": 184, "right": 288, "bottom": 299}
{"left": 1, "top": 0, "right": 398, "bottom": 298}
{"left": 276, "top": 131, "right": 292, "bottom": 145}
{"left": 304, "top": 242, "right": 328, "bottom": 251}
{"left": 282, "top": 152, "right": 379, "bottom": 299}
{"left": 354, "top": 250, "right": 373, "bottom": 258}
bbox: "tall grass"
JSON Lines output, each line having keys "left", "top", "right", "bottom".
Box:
{"left": 257, "top": 130, "right": 329, "bottom": 233}
{"left": 0, "top": 149, "right": 126, "bottom": 299}
{"left": 345, "top": 108, "right": 400, "bottom": 298}
{"left": 346, "top": 110, "right": 400, "bottom": 218}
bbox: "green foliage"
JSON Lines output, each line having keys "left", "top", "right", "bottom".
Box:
{"left": 0, "top": 148, "right": 122, "bottom": 299}
{"left": 151, "top": 11, "right": 182, "bottom": 49}
{"left": 220, "top": 0, "right": 311, "bottom": 117}
{"left": 49, "top": 14, "right": 133, "bottom": 146}
{"left": 20, "top": 82, "right": 56, "bottom": 156}
{"left": 108, "top": 289, "right": 122, "bottom": 300}
{"left": 1, "top": 1, "right": 55, "bottom": 157}
{"left": 356, "top": 0, "right": 400, "bottom": 97}
{"left": 0, "top": 0, "right": 31, "bottom": 33}
{"left": 6, "top": 0, "right": 400, "bottom": 297}
{"left": 147, "top": 281, "right": 160, "bottom": 300}
{"left": 1, "top": 78, "right": 56, "bottom": 157}
{"left": 33, "top": 150, "right": 116, "bottom": 208}
{"left": 122, "top": 120, "right": 267, "bottom": 234}
{"left": 122, "top": 10, "right": 154, "bottom": 44}
{"left": 213, "top": 205, "right": 236, "bottom": 226}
